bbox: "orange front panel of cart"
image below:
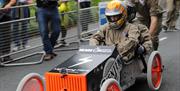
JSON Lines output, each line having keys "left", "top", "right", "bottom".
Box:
{"left": 45, "top": 72, "right": 87, "bottom": 91}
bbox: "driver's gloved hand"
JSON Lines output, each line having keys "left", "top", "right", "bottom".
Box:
{"left": 137, "top": 45, "right": 145, "bottom": 54}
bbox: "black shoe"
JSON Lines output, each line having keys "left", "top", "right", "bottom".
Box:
{"left": 60, "top": 40, "right": 67, "bottom": 44}
{"left": 51, "top": 52, "right": 57, "bottom": 57}
{"left": 162, "top": 25, "right": 168, "bottom": 31}
{"left": 167, "top": 27, "right": 179, "bottom": 32}
{"left": 2, "top": 56, "right": 12, "bottom": 62}
{"left": 174, "top": 27, "right": 180, "bottom": 31}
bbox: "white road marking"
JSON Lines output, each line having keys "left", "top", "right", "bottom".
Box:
{"left": 159, "top": 37, "right": 167, "bottom": 41}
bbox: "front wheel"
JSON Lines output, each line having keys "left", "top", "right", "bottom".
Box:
{"left": 100, "top": 78, "right": 123, "bottom": 91}
{"left": 16, "top": 73, "right": 45, "bottom": 91}
{"left": 147, "top": 51, "right": 163, "bottom": 90}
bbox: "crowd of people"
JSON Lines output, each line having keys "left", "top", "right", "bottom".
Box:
{"left": 0, "top": 0, "right": 180, "bottom": 62}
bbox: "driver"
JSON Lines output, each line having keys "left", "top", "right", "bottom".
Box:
{"left": 89, "top": 0, "right": 152, "bottom": 62}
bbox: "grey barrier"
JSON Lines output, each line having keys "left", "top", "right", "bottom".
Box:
{"left": 0, "top": 3, "right": 99, "bottom": 66}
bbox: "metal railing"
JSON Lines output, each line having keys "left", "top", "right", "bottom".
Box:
{"left": 0, "top": 3, "right": 99, "bottom": 66}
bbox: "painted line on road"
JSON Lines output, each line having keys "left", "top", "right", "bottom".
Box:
{"left": 159, "top": 37, "right": 167, "bottom": 42}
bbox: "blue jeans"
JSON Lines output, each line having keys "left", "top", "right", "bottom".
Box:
{"left": 37, "top": 7, "right": 61, "bottom": 53}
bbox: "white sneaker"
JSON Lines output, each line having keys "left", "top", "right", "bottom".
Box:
{"left": 12, "top": 46, "right": 20, "bottom": 52}
{"left": 22, "top": 45, "right": 31, "bottom": 49}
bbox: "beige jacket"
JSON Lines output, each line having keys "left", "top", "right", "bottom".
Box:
{"left": 89, "top": 23, "right": 152, "bottom": 61}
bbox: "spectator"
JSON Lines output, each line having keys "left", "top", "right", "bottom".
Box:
{"left": 0, "top": 0, "right": 16, "bottom": 61}
{"left": 162, "top": 0, "right": 180, "bottom": 31}
{"left": 36, "top": 0, "right": 61, "bottom": 61}
{"left": 125, "top": 0, "right": 163, "bottom": 50}
{"left": 90, "top": 0, "right": 152, "bottom": 62}
{"left": 58, "top": 0, "right": 69, "bottom": 46}
{"left": 11, "top": 0, "right": 33, "bottom": 51}
{"left": 78, "top": 0, "right": 92, "bottom": 38}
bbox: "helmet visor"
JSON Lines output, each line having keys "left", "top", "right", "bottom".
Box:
{"left": 106, "top": 14, "right": 122, "bottom": 22}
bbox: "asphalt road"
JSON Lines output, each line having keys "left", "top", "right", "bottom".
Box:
{"left": 0, "top": 13, "right": 180, "bottom": 91}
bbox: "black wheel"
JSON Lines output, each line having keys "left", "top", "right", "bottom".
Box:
{"left": 100, "top": 78, "right": 123, "bottom": 91}
{"left": 147, "top": 51, "right": 163, "bottom": 90}
{"left": 16, "top": 73, "right": 45, "bottom": 91}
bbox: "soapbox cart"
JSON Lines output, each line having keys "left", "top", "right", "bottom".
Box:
{"left": 16, "top": 45, "right": 163, "bottom": 91}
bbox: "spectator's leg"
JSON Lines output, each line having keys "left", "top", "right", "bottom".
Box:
{"left": 173, "top": 0, "right": 180, "bottom": 30}
{"left": 21, "top": 20, "right": 28, "bottom": 48}
{"left": 21, "top": 7, "right": 30, "bottom": 48}
{"left": 0, "top": 15, "right": 11, "bottom": 61}
{"left": 37, "top": 7, "right": 53, "bottom": 54}
{"left": 12, "top": 21, "right": 20, "bottom": 47}
{"left": 60, "top": 25, "right": 67, "bottom": 44}
{"left": 12, "top": 8, "right": 21, "bottom": 50}
{"left": 166, "top": 0, "right": 175, "bottom": 30}
{"left": 176, "top": 1, "right": 180, "bottom": 13}
{"left": 79, "top": 2, "right": 91, "bottom": 32}
{"left": 49, "top": 7, "right": 61, "bottom": 48}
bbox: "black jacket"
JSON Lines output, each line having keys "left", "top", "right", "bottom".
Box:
{"left": 36, "top": 0, "right": 58, "bottom": 8}
{"left": 0, "top": 0, "right": 11, "bottom": 21}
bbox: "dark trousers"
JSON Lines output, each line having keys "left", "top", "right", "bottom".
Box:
{"left": 60, "top": 25, "right": 67, "bottom": 41}
{"left": 0, "top": 15, "right": 11, "bottom": 56}
{"left": 12, "top": 3, "right": 30, "bottom": 47}
{"left": 79, "top": 1, "right": 91, "bottom": 32}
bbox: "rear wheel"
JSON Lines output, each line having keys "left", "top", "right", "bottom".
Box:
{"left": 147, "top": 51, "right": 163, "bottom": 90}
{"left": 100, "top": 78, "right": 123, "bottom": 91}
{"left": 16, "top": 73, "right": 45, "bottom": 91}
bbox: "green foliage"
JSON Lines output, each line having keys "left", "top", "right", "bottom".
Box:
{"left": 91, "top": 0, "right": 101, "bottom": 6}
{"left": 29, "top": 6, "right": 36, "bottom": 17}
{"left": 91, "top": 0, "right": 112, "bottom": 6}
{"left": 60, "top": 0, "right": 78, "bottom": 27}
{"left": 67, "top": 0, "right": 78, "bottom": 11}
